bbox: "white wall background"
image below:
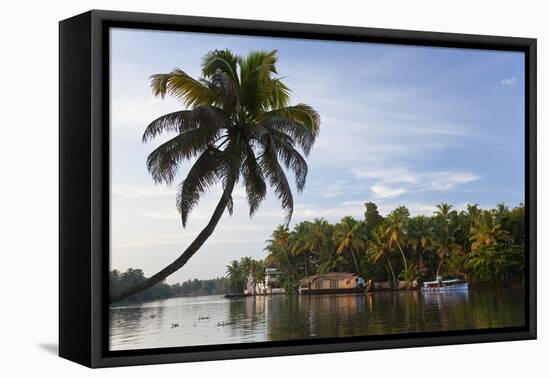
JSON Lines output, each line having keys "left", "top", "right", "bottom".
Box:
{"left": 0, "top": 0, "right": 547, "bottom": 375}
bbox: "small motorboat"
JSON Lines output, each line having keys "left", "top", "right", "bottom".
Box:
{"left": 422, "top": 277, "right": 469, "bottom": 292}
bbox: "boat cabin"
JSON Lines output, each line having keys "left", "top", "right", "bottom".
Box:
{"left": 299, "top": 273, "right": 365, "bottom": 294}
{"left": 422, "top": 278, "right": 469, "bottom": 291}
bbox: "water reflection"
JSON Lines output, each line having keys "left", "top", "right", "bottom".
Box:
{"left": 110, "top": 287, "right": 525, "bottom": 351}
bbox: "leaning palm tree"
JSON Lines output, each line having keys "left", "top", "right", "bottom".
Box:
{"left": 110, "top": 49, "right": 320, "bottom": 303}
{"left": 384, "top": 206, "right": 410, "bottom": 270}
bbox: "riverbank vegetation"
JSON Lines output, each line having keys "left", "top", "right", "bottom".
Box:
{"left": 111, "top": 201, "right": 525, "bottom": 303}
{"left": 262, "top": 202, "right": 525, "bottom": 291}
{"left": 110, "top": 268, "right": 231, "bottom": 303}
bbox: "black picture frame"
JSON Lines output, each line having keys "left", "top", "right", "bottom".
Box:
{"left": 59, "top": 9, "right": 537, "bottom": 368}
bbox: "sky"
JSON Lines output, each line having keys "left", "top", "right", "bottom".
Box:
{"left": 109, "top": 28, "right": 525, "bottom": 283}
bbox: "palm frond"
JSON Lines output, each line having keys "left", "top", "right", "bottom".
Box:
{"left": 261, "top": 104, "right": 320, "bottom": 155}
{"left": 142, "top": 105, "right": 226, "bottom": 143}
{"left": 239, "top": 50, "right": 278, "bottom": 83}
{"left": 226, "top": 194, "right": 234, "bottom": 216}
{"left": 202, "top": 74, "right": 239, "bottom": 110}
{"left": 142, "top": 111, "right": 191, "bottom": 142}
{"left": 201, "top": 49, "right": 240, "bottom": 84}
{"left": 176, "top": 148, "right": 220, "bottom": 227}
{"left": 241, "top": 143, "right": 267, "bottom": 216}
{"left": 259, "top": 145, "right": 294, "bottom": 225}
{"left": 239, "top": 50, "right": 281, "bottom": 111}
{"left": 252, "top": 77, "right": 291, "bottom": 111}
{"left": 146, "top": 122, "right": 222, "bottom": 184}
{"left": 150, "top": 69, "right": 216, "bottom": 108}
{"left": 268, "top": 130, "right": 308, "bottom": 192}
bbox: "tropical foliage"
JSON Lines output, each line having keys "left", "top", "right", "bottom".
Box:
{"left": 111, "top": 201, "right": 525, "bottom": 303}
{"left": 263, "top": 202, "right": 525, "bottom": 290}
{"left": 225, "top": 257, "right": 267, "bottom": 293}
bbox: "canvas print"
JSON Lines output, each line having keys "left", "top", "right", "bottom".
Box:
{"left": 108, "top": 28, "right": 526, "bottom": 351}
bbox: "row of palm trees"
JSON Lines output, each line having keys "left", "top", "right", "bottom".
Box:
{"left": 258, "top": 202, "right": 524, "bottom": 291}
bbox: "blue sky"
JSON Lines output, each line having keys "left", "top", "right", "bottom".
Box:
{"left": 109, "top": 28, "right": 525, "bottom": 283}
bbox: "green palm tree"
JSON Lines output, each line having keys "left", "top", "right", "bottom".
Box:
{"left": 290, "top": 221, "right": 315, "bottom": 276}
{"left": 407, "top": 215, "right": 432, "bottom": 275}
{"left": 250, "top": 259, "right": 266, "bottom": 292}
{"left": 110, "top": 49, "right": 320, "bottom": 303}
{"left": 367, "top": 226, "right": 397, "bottom": 287}
{"left": 226, "top": 260, "right": 243, "bottom": 292}
{"left": 456, "top": 204, "right": 482, "bottom": 248}
{"left": 434, "top": 202, "right": 456, "bottom": 223}
{"left": 333, "top": 216, "right": 367, "bottom": 274}
{"left": 463, "top": 204, "right": 482, "bottom": 225}
{"left": 470, "top": 210, "right": 511, "bottom": 250}
{"left": 265, "top": 225, "right": 297, "bottom": 278}
{"left": 432, "top": 204, "right": 460, "bottom": 277}
{"left": 307, "top": 217, "right": 332, "bottom": 268}
{"left": 384, "top": 206, "right": 410, "bottom": 269}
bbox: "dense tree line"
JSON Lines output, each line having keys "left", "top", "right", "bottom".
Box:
{"left": 262, "top": 202, "right": 525, "bottom": 291}
{"left": 110, "top": 268, "right": 231, "bottom": 303}
{"left": 112, "top": 201, "right": 525, "bottom": 302}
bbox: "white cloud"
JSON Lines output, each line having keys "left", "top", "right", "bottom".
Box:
{"left": 370, "top": 185, "right": 406, "bottom": 199}
{"left": 427, "top": 171, "right": 479, "bottom": 190}
{"left": 352, "top": 166, "right": 480, "bottom": 200}
{"left": 499, "top": 77, "right": 517, "bottom": 86}
{"left": 352, "top": 167, "right": 418, "bottom": 184}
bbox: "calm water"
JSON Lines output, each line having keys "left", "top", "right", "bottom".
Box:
{"left": 110, "top": 287, "right": 525, "bottom": 351}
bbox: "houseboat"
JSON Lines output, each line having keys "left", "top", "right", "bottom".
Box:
{"left": 299, "top": 273, "right": 365, "bottom": 295}
{"left": 422, "top": 277, "right": 469, "bottom": 292}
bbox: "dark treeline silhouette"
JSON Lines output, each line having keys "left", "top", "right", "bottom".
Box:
{"left": 110, "top": 268, "right": 231, "bottom": 304}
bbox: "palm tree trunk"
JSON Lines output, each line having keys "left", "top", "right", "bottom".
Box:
{"left": 350, "top": 249, "right": 360, "bottom": 274}
{"left": 110, "top": 181, "right": 235, "bottom": 303}
{"left": 286, "top": 253, "right": 298, "bottom": 278}
{"left": 436, "top": 256, "right": 444, "bottom": 277}
{"left": 303, "top": 254, "right": 309, "bottom": 277}
{"left": 396, "top": 240, "right": 407, "bottom": 268}
{"left": 385, "top": 255, "right": 397, "bottom": 288}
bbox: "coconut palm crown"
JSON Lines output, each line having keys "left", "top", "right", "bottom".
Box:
{"left": 144, "top": 49, "right": 320, "bottom": 226}
{"left": 110, "top": 49, "right": 320, "bottom": 303}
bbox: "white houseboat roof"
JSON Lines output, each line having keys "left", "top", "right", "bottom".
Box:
{"left": 423, "top": 278, "right": 464, "bottom": 285}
